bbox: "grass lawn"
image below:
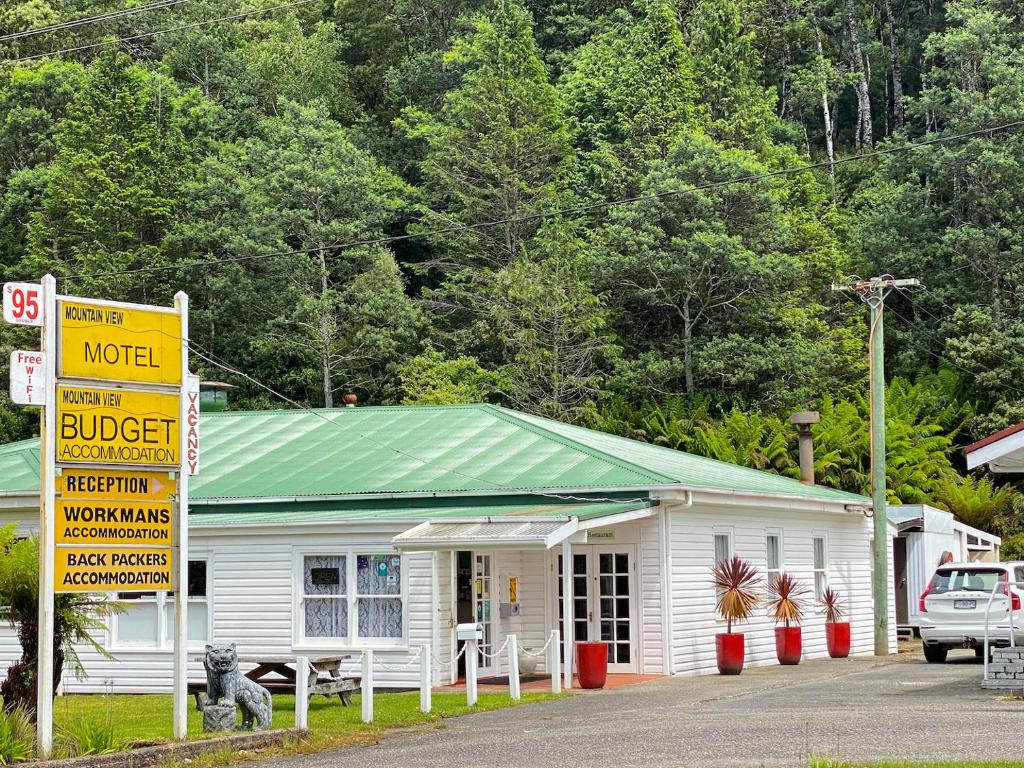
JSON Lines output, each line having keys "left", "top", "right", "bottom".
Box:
{"left": 52, "top": 689, "right": 562, "bottom": 755}
{"left": 811, "top": 761, "right": 1024, "bottom": 768}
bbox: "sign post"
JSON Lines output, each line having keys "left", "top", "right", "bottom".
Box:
{"left": 36, "top": 275, "right": 57, "bottom": 758}
{"left": 172, "top": 292, "right": 190, "bottom": 740}
{"left": 4, "top": 276, "right": 191, "bottom": 756}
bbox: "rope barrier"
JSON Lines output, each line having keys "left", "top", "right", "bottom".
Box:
{"left": 374, "top": 646, "right": 424, "bottom": 672}
{"left": 430, "top": 643, "right": 467, "bottom": 668}
{"left": 520, "top": 634, "right": 554, "bottom": 657}
{"left": 477, "top": 637, "right": 511, "bottom": 660}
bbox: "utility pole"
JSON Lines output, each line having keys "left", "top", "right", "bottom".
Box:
{"left": 833, "top": 275, "right": 920, "bottom": 656}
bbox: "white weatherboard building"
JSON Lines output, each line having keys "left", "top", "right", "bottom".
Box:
{"left": 0, "top": 404, "right": 896, "bottom": 692}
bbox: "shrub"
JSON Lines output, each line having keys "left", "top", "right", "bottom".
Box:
{"left": 1001, "top": 534, "right": 1024, "bottom": 562}
{"left": 766, "top": 572, "right": 810, "bottom": 627}
{"left": 56, "top": 715, "right": 121, "bottom": 758}
{"left": 711, "top": 556, "right": 762, "bottom": 633}
{"left": 819, "top": 587, "right": 845, "bottom": 624}
{"left": 0, "top": 706, "right": 34, "bottom": 764}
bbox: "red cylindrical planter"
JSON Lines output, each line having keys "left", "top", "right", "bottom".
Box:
{"left": 715, "top": 633, "right": 745, "bottom": 675}
{"left": 826, "top": 622, "right": 851, "bottom": 658}
{"left": 575, "top": 641, "right": 609, "bottom": 689}
{"left": 775, "top": 626, "right": 802, "bottom": 665}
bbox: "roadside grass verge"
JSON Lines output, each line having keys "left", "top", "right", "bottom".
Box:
{"left": 49, "top": 690, "right": 563, "bottom": 763}
{"left": 811, "top": 760, "right": 1024, "bottom": 768}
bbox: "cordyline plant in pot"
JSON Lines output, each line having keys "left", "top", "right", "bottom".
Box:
{"left": 711, "top": 556, "right": 761, "bottom": 675}
{"left": 821, "top": 587, "right": 850, "bottom": 658}
{"left": 766, "top": 572, "right": 809, "bottom": 665}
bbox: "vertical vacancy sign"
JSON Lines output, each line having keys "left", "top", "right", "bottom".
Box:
{"left": 2, "top": 277, "right": 192, "bottom": 756}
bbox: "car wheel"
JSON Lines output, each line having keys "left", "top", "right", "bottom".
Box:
{"left": 923, "top": 644, "right": 948, "bottom": 663}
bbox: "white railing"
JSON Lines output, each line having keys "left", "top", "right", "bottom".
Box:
{"left": 981, "top": 580, "right": 1023, "bottom": 681}
{"left": 296, "top": 630, "right": 563, "bottom": 726}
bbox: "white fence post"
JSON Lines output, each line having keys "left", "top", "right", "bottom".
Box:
{"left": 361, "top": 650, "right": 374, "bottom": 723}
{"left": 295, "top": 656, "right": 309, "bottom": 730}
{"left": 508, "top": 634, "right": 521, "bottom": 701}
{"left": 420, "top": 645, "right": 432, "bottom": 714}
{"left": 550, "top": 629, "right": 561, "bottom": 694}
{"left": 466, "top": 639, "right": 478, "bottom": 707}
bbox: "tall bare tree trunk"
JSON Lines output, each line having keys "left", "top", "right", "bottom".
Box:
{"left": 683, "top": 298, "right": 694, "bottom": 397}
{"left": 815, "top": 26, "right": 836, "bottom": 176}
{"left": 844, "top": 0, "right": 874, "bottom": 148}
{"left": 318, "top": 247, "right": 333, "bottom": 409}
{"left": 883, "top": 0, "right": 905, "bottom": 130}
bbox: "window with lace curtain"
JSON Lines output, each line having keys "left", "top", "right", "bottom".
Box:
{"left": 301, "top": 553, "right": 403, "bottom": 642}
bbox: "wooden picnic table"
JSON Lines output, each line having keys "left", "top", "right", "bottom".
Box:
{"left": 188, "top": 654, "right": 359, "bottom": 711}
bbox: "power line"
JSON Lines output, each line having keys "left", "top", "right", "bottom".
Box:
{"left": 61, "top": 119, "right": 1024, "bottom": 282}
{"left": 186, "top": 339, "right": 653, "bottom": 506}
{"left": 891, "top": 285, "right": 1024, "bottom": 378}
{"left": 885, "top": 305, "right": 1024, "bottom": 400}
{"left": 0, "top": 0, "right": 191, "bottom": 43}
{"left": 3, "top": 0, "right": 318, "bottom": 64}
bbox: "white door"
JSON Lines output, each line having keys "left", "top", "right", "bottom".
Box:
{"left": 473, "top": 553, "right": 497, "bottom": 674}
{"left": 556, "top": 545, "right": 638, "bottom": 673}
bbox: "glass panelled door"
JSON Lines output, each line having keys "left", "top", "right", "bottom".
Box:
{"left": 473, "top": 553, "right": 495, "bottom": 674}
{"left": 556, "top": 546, "right": 636, "bottom": 673}
{"left": 595, "top": 547, "right": 633, "bottom": 667}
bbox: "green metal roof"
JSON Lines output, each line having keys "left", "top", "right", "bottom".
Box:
{"left": 0, "top": 439, "right": 40, "bottom": 495}
{"left": 499, "top": 407, "right": 866, "bottom": 503}
{"left": 0, "top": 403, "right": 867, "bottom": 504}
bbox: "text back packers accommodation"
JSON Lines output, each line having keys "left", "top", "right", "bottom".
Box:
{"left": 0, "top": 404, "right": 893, "bottom": 691}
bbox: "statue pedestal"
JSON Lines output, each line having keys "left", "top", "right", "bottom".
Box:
{"left": 202, "top": 703, "right": 237, "bottom": 733}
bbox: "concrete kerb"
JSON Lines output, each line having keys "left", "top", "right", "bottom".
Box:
{"left": 29, "top": 728, "right": 309, "bottom": 768}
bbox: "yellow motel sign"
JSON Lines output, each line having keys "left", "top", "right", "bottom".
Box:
{"left": 59, "top": 300, "right": 182, "bottom": 385}
{"left": 57, "top": 468, "right": 177, "bottom": 502}
{"left": 55, "top": 501, "right": 174, "bottom": 546}
{"left": 56, "top": 385, "right": 180, "bottom": 466}
{"left": 55, "top": 546, "right": 174, "bottom": 592}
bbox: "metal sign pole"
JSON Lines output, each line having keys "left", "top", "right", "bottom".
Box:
{"left": 36, "top": 274, "right": 57, "bottom": 758}
{"left": 172, "top": 292, "right": 190, "bottom": 740}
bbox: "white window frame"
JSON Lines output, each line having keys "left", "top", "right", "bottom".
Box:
{"left": 109, "top": 556, "right": 212, "bottom": 652}
{"left": 712, "top": 528, "right": 734, "bottom": 565}
{"left": 293, "top": 547, "right": 408, "bottom": 649}
{"left": 812, "top": 532, "right": 829, "bottom": 600}
{"left": 766, "top": 528, "right": 783, "bottom": 583}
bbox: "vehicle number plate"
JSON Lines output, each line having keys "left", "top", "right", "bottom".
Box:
{"left": 954, "top": 599, "right": 976, "bottom": 609}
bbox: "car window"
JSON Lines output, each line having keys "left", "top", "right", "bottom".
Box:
{"left": 1015, "top": 566, "right": 1024, "bottom": 585}
{"left": 930, "top": 568, "right": 1006, "bottom": 593}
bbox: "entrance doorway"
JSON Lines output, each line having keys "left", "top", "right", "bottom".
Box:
{"left": 455, "top": 551, "right": 496, "bottom": 676}
{"left": 893, "top": 536, "right": 909, "bottom": 625}
{"left": 556, "top": 545, "right": 637, "bottom": 673}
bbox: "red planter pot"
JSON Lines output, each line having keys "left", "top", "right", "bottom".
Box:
{"left": 575, "top": 641, "right": 609, "bottom": 689}
{"left": 825, "top": 622, "right": 851, "bottom": 658}
{"left": 715, "top": 633, "right": 745, "bottom": 675}
{"left": 775, "top": 626, "right": 802, "bottom": 665}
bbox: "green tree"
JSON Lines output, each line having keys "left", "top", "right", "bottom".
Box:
{"left": 398, "top": 0, "right": 574, "bottom": 269}
{"left": 399, "top": 348, "right": 507, "bottom": 404}
{"left": 0, "top": 525, "right": 121, "bottom": 717}
{"left": 177, "top": 100, "right": 419, "bottom": 407}
{"left": 559, "top": 0, "right": 702, "bottom": 198}
{"left": 688, "top": 0, "right": 776, "bottom": 150}
{"left": 932, "top": 475, "right": 1019, "bottom": 533}
{"left": 24, "top": 51, "right": 194, "bottom": 302}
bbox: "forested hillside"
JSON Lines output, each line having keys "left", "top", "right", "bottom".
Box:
{"left": 1, "top": 0, "right": 1023, "bottom": 541}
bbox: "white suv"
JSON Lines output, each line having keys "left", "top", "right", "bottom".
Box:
{"left": 918, "top": 562, "right": 1024, "bottom": 663}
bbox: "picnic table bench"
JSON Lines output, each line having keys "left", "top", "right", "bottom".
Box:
{"left": 188, "top": 655, "right": 358, "bottom": 711}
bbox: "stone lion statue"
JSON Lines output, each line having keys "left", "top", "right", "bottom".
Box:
{"left": 204, "top": 643, "right": 273, "bottom": 730}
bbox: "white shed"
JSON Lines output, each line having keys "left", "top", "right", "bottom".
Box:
{"left": 0, "top": 404, "right": 894, "bottom": 693}
{"left": 889, "top": 504, "right": 1001, "bottom": 632}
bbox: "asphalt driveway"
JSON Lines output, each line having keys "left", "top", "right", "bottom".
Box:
{"left": 251, "top": 649, "right": 1024, "bottom": 767}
